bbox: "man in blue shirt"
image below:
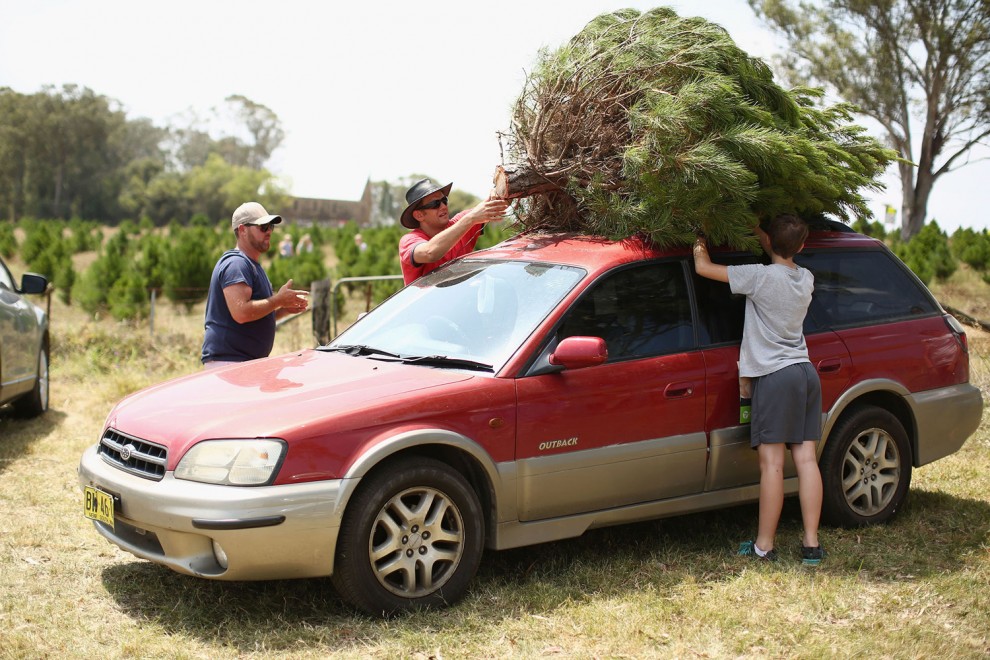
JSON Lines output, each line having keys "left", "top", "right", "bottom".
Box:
{"left": 201, "top": 202, "right": 309, "bottom": 367}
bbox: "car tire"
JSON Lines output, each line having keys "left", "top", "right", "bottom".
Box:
{"left": 13, "top": 342, "right": 49, "bottom": 418}
{"left": 331, "top": 456, "right": 484, "bottom": 615}
{"left": 820, "top": 405, "right": 911, "bottom": 526}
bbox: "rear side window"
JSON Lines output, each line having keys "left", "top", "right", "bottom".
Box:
{"left": 693, "top": 255, "right": 761, "bottom": 345}
{"left": 558, "top": 261, "right": 694, "bottom": 360}
{"left": 796, "top": 249, "right": 937, "bottom": 327}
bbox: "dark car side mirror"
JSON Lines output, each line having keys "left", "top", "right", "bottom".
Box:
{"left": 19, "top": 273, "right": 48, "bottom": 295}
{"left": 549, "top": 336, "right": 608, "bottom": 370}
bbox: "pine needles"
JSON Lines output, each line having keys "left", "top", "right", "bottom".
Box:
{"left": 505, "top": 7, "right": 897, "bottom": 249}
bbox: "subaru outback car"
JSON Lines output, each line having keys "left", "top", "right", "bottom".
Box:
{"left": 0, "top": 255, "right": 49, "bottom": 417}
{"left": 79, "top": 225, "right": 982, "bottom": 615}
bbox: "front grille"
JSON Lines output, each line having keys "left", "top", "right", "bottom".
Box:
{"left": 99, "top": 429, "right": 168, "bottom": 481}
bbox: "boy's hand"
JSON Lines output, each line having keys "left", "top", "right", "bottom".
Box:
{"left": 693, "top": 236, "right": 730, "bottom": 283}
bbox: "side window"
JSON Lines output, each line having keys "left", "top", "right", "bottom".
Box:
{"left": 796, "top": 249, "right": 937, "bottom": 327}
{"left": 557, "top": 262, "right": 694, "bottom": 360}
{"left": 693, "top": 254, "right": 761, "bottom": 345}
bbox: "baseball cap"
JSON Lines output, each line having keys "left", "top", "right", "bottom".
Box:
{"left": 231, "top": 202, "right": 282, "bottom": 230}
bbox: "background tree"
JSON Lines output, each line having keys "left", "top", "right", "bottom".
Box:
{"left": 162, "top": 225, "right": 221, "bottom": 309}
{"left": 749, "top": 0, "right": 990, "bottom": 240}
{"left": 0, "top": 88, "right": 31, "bottom": 221}
{"left": 893, "top": 220, "right": 957, "bottom": 284}
{"left": 169, "top": 95, "right": 285, "bottom": 172}
{"left": 0, "top": 85, "right": 172, "bottom": 222}
{"left": 73, "top": 230, "right": 131, "bottom": 313}
{"left": 224, "top": 94, "right": 286, "bottom": 170}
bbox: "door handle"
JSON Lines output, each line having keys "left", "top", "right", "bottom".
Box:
{"left": 664, "top": 382, "right": 694, "bottom": 398}
{"left": 817, "top": 358, "right": 842, "bottom": 374}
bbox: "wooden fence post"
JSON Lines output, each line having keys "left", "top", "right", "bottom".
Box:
{"left": 310, "top": 278, "right": 331, "bottom": 346}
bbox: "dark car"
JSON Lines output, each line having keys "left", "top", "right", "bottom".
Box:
{"left": 0, "top": 256, "right": 49, "bottom": 417}
{"left": 79, "top": 226, "right": 982, "bottom": 615}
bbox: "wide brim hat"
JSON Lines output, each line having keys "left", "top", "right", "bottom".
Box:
{"left": 400, "top": 178, "right": 453, "bottom": 229}
{"left": 231, "top": 201, "right": 283, "bottom": 230}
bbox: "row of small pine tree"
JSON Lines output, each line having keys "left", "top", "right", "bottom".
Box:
{"left": 4, "top": 215, "right": 982, "bottom": 323}
{"left": 0, "top": 215, "right": 515, "bottom": 322}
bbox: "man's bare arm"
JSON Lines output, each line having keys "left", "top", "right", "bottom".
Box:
{"left": 412, "top": 198, "right": 509, "bottom": 265}
{"left": 223, "top": 279, "right": 309, "bottom": 324}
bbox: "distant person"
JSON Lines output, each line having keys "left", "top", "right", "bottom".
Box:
{"left": 354, "top": 233, "right": 368, "bottom": 252}
{"left": 201, "top": 202, "right": 309, "bottom": 368}
{"left": 279, "top": 234, "right": 294, "bottom": 258}
{"left": 693, "top": 215, "right": 824, "bottom": 565}
{"left": 398, "top": 178, "right": 509, "bottom": 284}
{"left": 297, "top": 233, "right": 314, "bottom": 254}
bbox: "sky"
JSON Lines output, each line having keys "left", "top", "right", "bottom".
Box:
{"left": 1, "top": 0, "right": 988, "bottom": 233}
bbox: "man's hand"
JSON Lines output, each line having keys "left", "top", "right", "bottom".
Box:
{"left": 462, "top": 197, "right": 509, "bottom": 226}
{"left": 275, "top": 279, "right": 309, "bottom": 315}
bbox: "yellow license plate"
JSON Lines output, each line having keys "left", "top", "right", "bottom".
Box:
{"left": 84, "top": 486, "right": 115, "bottom": 529}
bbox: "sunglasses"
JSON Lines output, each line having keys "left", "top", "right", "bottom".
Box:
{"left": 417, "top": 196, "right": 448, "bottom": 211}
{"left": 254, "top": 222, "right": 276, "bottom": 233}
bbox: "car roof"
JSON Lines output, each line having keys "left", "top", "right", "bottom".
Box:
{"left": 471, "top": 227, "right": 884, "bottom": 277}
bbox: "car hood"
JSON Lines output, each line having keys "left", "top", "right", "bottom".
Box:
{"left": 105, "top": 349, "right": 474, "bottom": 451}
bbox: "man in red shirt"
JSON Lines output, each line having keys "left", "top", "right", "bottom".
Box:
{"left": 398, "top": 178, "right": 509, "bottom": 284}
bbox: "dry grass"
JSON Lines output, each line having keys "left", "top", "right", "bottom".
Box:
{"left": 1, "top": 263, "right": 989, "bottom": 658}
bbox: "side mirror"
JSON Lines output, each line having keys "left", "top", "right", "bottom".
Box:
{"left": 19, "top": 273, "right": 48, "bottom": 295}
{"left": 549, "top": 336, "right": 607, "bottom": 370}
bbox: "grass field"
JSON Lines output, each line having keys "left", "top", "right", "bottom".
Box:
{"left": 1, "top": 261, "right": 989, "bottom": 659}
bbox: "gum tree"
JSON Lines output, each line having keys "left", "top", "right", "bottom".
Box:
{"left": 749, "top": 0, "right": 990, "bottom": 240}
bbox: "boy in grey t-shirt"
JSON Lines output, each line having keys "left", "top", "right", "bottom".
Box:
{"left": 693, "top": 215, "right": 824, "bottom": 565}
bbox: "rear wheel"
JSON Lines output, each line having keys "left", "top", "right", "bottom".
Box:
{"left": 13, "top": 343, "right": 48, "bottom": 418}
{"left": 331, "top": 456, "right": 484, "bottom": 615}
{"left": 821, "top": 406, "right": 911, "bottom": 526}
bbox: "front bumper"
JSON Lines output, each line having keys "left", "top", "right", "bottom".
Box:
{"left": 78, "top": 444, "right": 345, "bottom": 580}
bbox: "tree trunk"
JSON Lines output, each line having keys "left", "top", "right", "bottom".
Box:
{"left": 53, "top": 161, "right": 64, "bottom": 218}
{"left": 492, "top": 164, "right": 566, "bottom": 199}
{"left": 902, "top": 166, "right": 935, "bottom": 241}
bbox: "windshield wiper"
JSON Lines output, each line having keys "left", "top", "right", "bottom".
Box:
{"left": 319, "top": 344, "right": 402, "bottom": 359}
{"left": 400, "top": 355, "right": 494, "bottom": 372}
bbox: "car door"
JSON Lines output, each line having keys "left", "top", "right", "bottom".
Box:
{"left": 0, "top": 259, "right": 39, "bottom": 391}
{"left": 514, "top": 261, "right": 708, "bottom": 521}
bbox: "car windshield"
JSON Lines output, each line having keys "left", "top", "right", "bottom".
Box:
{"left": 326, "top": 259, "right": 585, "bottom": 372}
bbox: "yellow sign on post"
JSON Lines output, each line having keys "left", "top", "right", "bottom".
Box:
{"left": 884, "top": 204, "right": 897, "bottom": 227}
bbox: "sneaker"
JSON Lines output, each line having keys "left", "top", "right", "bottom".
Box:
{"left": 738, "top": 540, "right": 778, "bottom": 562}
{"left": 801, "top": 544, "right": 825, "bottom": 566}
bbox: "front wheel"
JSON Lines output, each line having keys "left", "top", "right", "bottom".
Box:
{"left": 13, "top": 343, "right": 49, "bottom": 418}
{"left": 820, "top": 406, "right": 911, "bottom": 526}
{"left": 331, "top": 457, "right": 484, "bottom": 615}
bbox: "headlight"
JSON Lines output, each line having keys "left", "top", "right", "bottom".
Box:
{"left": 174, "top": 439, "right": 286, "bottom": 486}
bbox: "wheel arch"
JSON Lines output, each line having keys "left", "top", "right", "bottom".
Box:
{"left": 338, "top": 429, "right": 500, "bottom": 549}
{"left": 822, "top": 379, "right": 917, "bottom": 465}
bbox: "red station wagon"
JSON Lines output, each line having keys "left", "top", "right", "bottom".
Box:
{"left": 79, "top": 224, "right": 983, "bottom": 614}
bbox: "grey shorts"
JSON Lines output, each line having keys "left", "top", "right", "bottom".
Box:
{"left": 750, "top": 362, "right": 822, "bottom": 448}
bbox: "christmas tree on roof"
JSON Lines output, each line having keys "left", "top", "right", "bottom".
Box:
{"left": 497, "top": 7, "right": 897, "bottom": 250}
